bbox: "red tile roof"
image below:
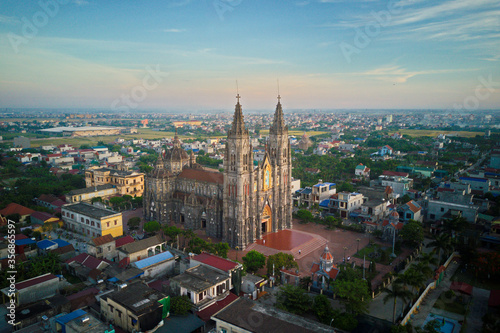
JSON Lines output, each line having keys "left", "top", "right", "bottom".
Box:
{"left": 438, "top": 187, "right": 454, "bottom": 192}
{"left": 327, "top": 268, "right": 340, "bottom": 279}
{"left": 31, "top": 211, "right": 57, "bottom": 222}
{"left": 310, "top": 263, "right": 320, "bottom": 274}
{"left": 280, "top": 268, "right": 300, "bottom": 276}
{"left": 115, "top": 235, "right": 135, "bottom": 248}
{"left": 192, "top": 252, "right": 239, "bottom": 272}
{"left": 66, "top": 253, "right": 106, "bottom": 270}
{"left": 382, "top": 171, "right": 409, "bottom": 177}
{"left": 196, "top": 292, "right": 239, "bottom": 322}
{"left": 92, "top": 234, "right": 114, "bottom": 246}
{"left": 38, "top": 194, "right": 59, "bottom": 203}
{"left": 16, "top": 273, "right": 58, "bottom": 290}
{"left": 179, "top": 168, "right": 223, "bottom": 184}
{"left": 406, "top": 201, "right": 421, "bottom": 213}
{"left": 0, "top": 203, "right": 35, "bottom": 217}
{"left": 15, "top": 234, "right": 28, "bottom": 240}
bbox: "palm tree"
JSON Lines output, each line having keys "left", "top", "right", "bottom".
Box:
{"left": 411, "top": 261, "right": 434, "bottom": 280}
{"left": 383, "top": 283, "right": 414, "bottom": 324}
{"left": 427, "top": 234, "right": 452, "bottom": 264}
{"left": 418, "top": 251, "right": 439, "bottom": 267}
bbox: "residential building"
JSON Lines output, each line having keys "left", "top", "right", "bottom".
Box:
{"left": 61, "top": 202, "right": 123, "bottom": 238}
{"left": 241, "top": 274, "right": 267, "bottom": 300}
{"left": 458, "top": 177, "right": 491, "bottom": 194}
{"left": 397, "top": 200, "right": 423, "bottom": 222}
{"left": 85, "top": 167, "right": 144, "bottom": 197}
{"left": 190, "top": 252, "right": 243, "bottom": 294}
{"left": 328, "top": 192, "right": 365, "bottom": 219}
{"left": 55, "top": 309, "right": 108, "bottom": 333}
{"left": 1, "top": 273, "right": 60, "bottom": 306}
{"left": 131, "top": 251, "right": 177, "bottom": 278}
{"left": 359, "top": 199, "right": 387, "bottom": 222}
{"left": 378, "top": 145, "right": 393, "bottom": 156}
{"left": 0, "top": 203, "right": 35, "bottom": 222}
{"left": 427, "top": 200, "right": 478, "bottom": 224}
{"left": 87, "top": 234, "right": 116, "bottom": 261}
{"left": 371, "top": 171, "right": 413, "bottom": 196}
{"left": 355, "top": 163, "right": 370, "bottom": 179}
{"left": 170, "top": 264, "right": 231, "bottom": 311}
{"left": 211, "top": 297, "right": 334, "bottom": 333}
{"left": 117, "top": 235, "right": 165, "bottom": 265}
{"left": 65, "top": 184, "right": 118, "bottom": 203}
{"left": 100, "top": 282, "right": 168, "bottom": 333}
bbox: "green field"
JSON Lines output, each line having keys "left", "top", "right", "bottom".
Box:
{"left": 395, "top": 129, "right": 484, "bottom": 138}
{"left": 27, "top": 128, "right": 225, "bottom": 148}
{"left": 260, "top": 130, "right": 328, "bottom": 137}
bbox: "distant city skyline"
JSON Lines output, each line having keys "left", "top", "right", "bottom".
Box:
{"left": 0, "top": 0, "right": 499, "bottom": 111}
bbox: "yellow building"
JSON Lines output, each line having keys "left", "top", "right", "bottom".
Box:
{"left": 62, "top": 202, "right": 123, "bottom": 238}
{"left": 65, "top": 184, "right": 118, "bottom": 203}
{"left": 85, "top": 167, "right": 145, "bottom": 197}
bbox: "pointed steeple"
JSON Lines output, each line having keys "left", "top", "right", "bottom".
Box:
{"left": 229, "top": 94, "right": 247, "bottom": 136}
{"left": 173, "top": 127, "right": 181, "bottom": 148}
{"left": 270, "top": 94, "right": 286, "bottom": 134}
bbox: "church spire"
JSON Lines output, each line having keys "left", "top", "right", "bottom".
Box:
{"left": 270, "top": 94, "right": 286, "bottom": 134}
{"left": 173, "top": 126, "right": 181, "bottom": 148}
{"left": 229, "top": 94, "right": 247, "bottom": 135}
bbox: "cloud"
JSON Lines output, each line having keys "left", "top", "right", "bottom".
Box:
{"left": 350, "top": 65, "right": 477, "bottom": 83}
{"left": 163, "top": 28, "right": 186, "bottom": 33}
{"left": 73, "top": 0, "right": 89, "bottom": 6}
{"left": 0, "top": 14, "right": 20, "bottom": 25}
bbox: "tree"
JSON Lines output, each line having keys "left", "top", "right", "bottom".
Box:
{"left": 275, "top": 284, "right": 312, "bottom": 315}
{"left": 267, "top": 252, "right": 298, "bottom": 282}
{"left": 427, "top": 233, "right": 452, "bottom": 264}
{"left": 296, "top": 209, "right": 313, "bottom": 223}
{"left": 143, "top": 220, "right": 160, "bottom": 233}
{"left": 127, "top": 217, "right": 140, "bottom": 230}
{"left": 170, "top": 295, "right": 192, "bottom": 315}
{"left": 382, "top": 282, "right": 413, "bottom": 323}
{"left": 395, "top": 268, "right": 426, "bottom": 297}
{"left": 338, "top": 182, "right": 354, "bottom": 193}
{"left": 334, "top": 279, "right": 371, "bottom": 315}
{"left": 242, "top": 250, "right": 266, "bottom": 273}
{"left": 400, "top": 220, "right": 424, "bottom": 248}
{"left": 313, "top": 294, "right": 334, "bottom": 325}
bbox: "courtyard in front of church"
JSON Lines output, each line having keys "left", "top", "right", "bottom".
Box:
{"left": 226, "top": 219, "right": 414, "bottom": 290}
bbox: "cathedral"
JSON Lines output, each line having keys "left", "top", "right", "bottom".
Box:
{"left": 143, "top": 95, "right": 293, "bottom": 249}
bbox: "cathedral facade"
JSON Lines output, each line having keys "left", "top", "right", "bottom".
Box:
{"left": 143, "top": 95, "right": 292, "bottom": 249}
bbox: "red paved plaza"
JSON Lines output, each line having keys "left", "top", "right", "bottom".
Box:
{"left": 255, "top": 229, "right": 313, "bottom": 250}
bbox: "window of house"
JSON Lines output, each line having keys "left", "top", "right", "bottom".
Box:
{"left": 117, "top": 310, "right": 121, "bottom": 318}
{"left": 71, "top": 214, "right": 74, "bottom": 219}
{"left": 114, "top": 220, "right": 117, "bottom": 225}
{"left": 97, "top": 223, "right": 100, "bottom": 228}
{"left": 406, "top": 213, "right": 411, "bottom": 219}
{"left": 81, "top": 217, "right": 84, "bottom": 222}
{"left": 440, "top": 207, "right": 445, "bottom": 212}
{"left": 107, "top": 222, "right": 109, "bottom": 227}
{"left": 109, "top": 305, "right": 114, "bottom": 313}
{"left": 91, "top": 221, "right": 95, "bottom": 226}
{"left": 62, "top": 211, "right": 65, "bottom": 216}
{"left": 430, "top": 214, "right": 435, "bottom": 219}
{"left": 87, "top": 230, "right": 90, "bottom": 234}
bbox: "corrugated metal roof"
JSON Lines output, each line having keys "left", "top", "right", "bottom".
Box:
{"left": 15, "top": 238, "right": 36, "bottom": 246}
{"left": 56, "top": 309, "right": 87, "bottom": 325}
{"left": 37, "top": 239, "right": 57, "bottom": 250}
{"left": 132, "top": 251, "right": 174, "bottom": 269}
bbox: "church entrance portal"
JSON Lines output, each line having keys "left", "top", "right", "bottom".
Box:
{"left": 261, "top": 205, "right": 272, "bottom": 234}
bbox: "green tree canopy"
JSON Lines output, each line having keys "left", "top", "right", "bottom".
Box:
{"left": 400, "top": 220, "right": 424, "bottom": 248}
{"left": 143, "top": 220, "right": 160, "bottom": 233}
{"left": 127, "top": 217, "right": 140, "bottom": 230}
{"left": 267, "top": 252, "right": 298, "bottom": 282}
{"left": 312, "top": 294, "right": 334, "bottom": 325}
{"left": 276, "top": 284, "right": 312, "bottom": 315}
{"left": 334, "top": 278, "right": 371, "bottom": 315}
{"left": 296, "top": 209, "right": 313, "bottom": 223}
{"left": 242, "top": 250, "right": 266, "bottom": 273}
{"left": 170, "top": 295, "right": 192, "bottom": 316}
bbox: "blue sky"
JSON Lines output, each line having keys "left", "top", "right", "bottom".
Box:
{"left": 0, "top": 0, "right": 499, "bottom": 111}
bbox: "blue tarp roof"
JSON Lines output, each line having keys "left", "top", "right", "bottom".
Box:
{"left": 133, "top": 251, "right": 174, "bottom": 269}
{"left": 319, "top": 199, "right": 330, "bottom": 208}
{"left": 37, "top": 239, "right": 57, "bottom": 250}
{"left": 107, "top": 277, "right": 119, "bottom": 282}
{"left": 56, "top": 309, "right": 86, "bottom": 326}
{"left": 460, "top": 177, "right": 487, "bottom": 182}
{"left": 15, "top": 238, "right": 36, "bottom": 246}
{"left": 53, "top": 239, "right": 70, "bottom": 247}
{"left": 300, "top": 188, "right": 312, "bottom": 194}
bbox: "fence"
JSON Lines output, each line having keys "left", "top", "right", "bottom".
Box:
{"left": 400, "top": 252, "right": 459, "bottom": 326}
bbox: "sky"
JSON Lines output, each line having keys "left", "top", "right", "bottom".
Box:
{"left": 0, "top": 0, "right": 499, "bottom": 111}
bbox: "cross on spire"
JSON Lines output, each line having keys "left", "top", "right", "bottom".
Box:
{"left": 277, "top": 94, "right": 281, "bottom": 103}
{"left": 236, "top": 93, "right": 241, "bottom": 104}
